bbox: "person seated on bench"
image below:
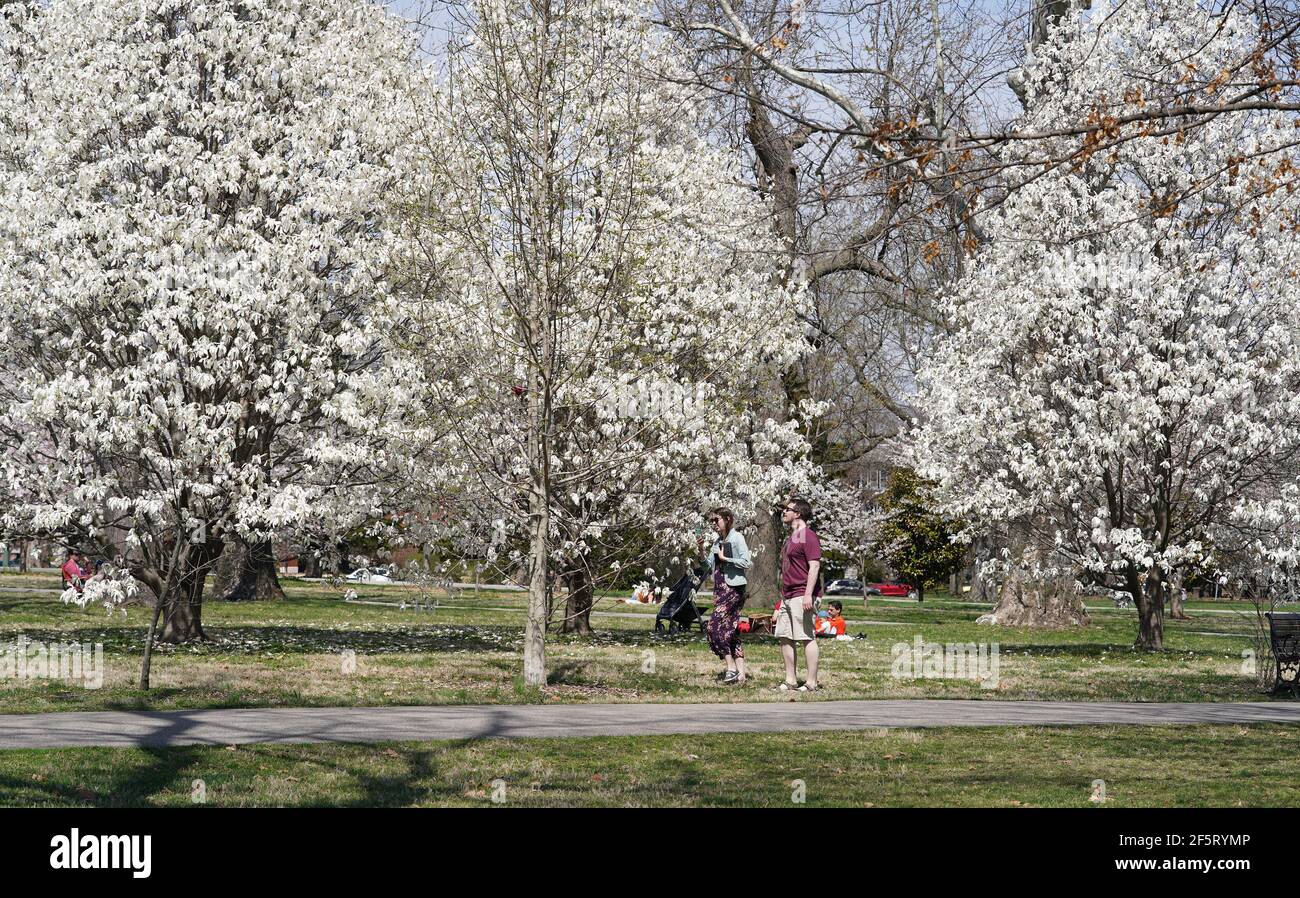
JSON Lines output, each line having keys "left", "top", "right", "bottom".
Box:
{"left": 60, "top": 549, "right": 89, "bottom": 593}
{"left": 814, "top": 600, "right": 846, "bottom": 637}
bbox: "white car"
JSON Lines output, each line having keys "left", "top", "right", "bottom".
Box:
{"left": 345, "top": 567, "right": 393, "bottom": 584}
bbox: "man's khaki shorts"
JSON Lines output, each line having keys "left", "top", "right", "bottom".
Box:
{"left": 775, "top": 599, "right": 815, "bottom": 643}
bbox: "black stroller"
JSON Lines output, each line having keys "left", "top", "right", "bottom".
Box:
{"left": 655, "top": 571, "right": 708, "bottom": 634}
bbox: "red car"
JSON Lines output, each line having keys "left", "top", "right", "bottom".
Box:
{"left": 866, "top": 581, "right": 920, "bottom": 600}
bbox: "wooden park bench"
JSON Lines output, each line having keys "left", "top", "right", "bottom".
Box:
{"left": 1266, "top": 612, "right": 1300, "bottom": 698}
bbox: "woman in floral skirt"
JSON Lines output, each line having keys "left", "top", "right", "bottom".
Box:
{"left": 700, "top": 507, "right": 751, "bottom": 685}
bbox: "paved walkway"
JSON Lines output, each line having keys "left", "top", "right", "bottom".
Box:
{"left": 1, "top": 699, "right": 1297, "bottom": 749}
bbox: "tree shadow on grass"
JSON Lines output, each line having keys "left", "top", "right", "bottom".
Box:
{"left": 239, "top": 707, "right": 554, "bottom": 806}
{"left": 334, "top": 740, "right": 479, "bottom": 806}
{"left": 0, "top": 626, "right": 143, "bottom": 652}
{"left": 0, "top": 624, "right": 532, "bottom": 656}
{"left": 550, "top": 628, "right": 705, "bottom": 650}
{"left": 996, "top": 643, "right": 1137, "bottom": 658}
{"left": 154, "top": 625, "right": 523, "bottom": 656}
{"left": 546, "top": 661, "right": 591, "bottom": 686}
{"left": 0, "top": 594, "right": 79, "bottom": 617}
{"left": 0, "top": 744, "right": 207, "bottom": 808}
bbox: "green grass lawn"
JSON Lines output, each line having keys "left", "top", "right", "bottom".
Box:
{"left": 2, "top": 724, "right": 1296, "bottom": 807}
{"left": 0, "top": 570, "right": 1290, "bottom": 713}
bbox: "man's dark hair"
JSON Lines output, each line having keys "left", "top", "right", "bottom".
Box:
{"left": 789, "top": 497, "right": 813, "bottom": 523}
{"left": 828, "top": 600, "right": 843, "bottom": 612}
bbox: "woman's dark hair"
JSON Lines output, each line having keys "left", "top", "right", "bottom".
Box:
{"left": 710, "top": 507, "right": 735, "bottom": 532}
{"left": 788, "top": 497, "right": 813, "bottom": 524}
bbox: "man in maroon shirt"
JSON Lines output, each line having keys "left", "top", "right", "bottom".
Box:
{"left": 776, "top": 497, "right": 822, "bottom": 690}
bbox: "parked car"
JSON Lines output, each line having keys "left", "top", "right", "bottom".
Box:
{"left": 825, "top": 578, "right": 864, "bottom": 596}
{"left": 345, "top": 567, "right": 393, "bottom": 584}
{"left": 868, "top": 580, "right": 920, "bottom": 600}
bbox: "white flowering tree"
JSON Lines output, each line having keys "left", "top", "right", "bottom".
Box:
{"left": 0, "top": 0, "right": 428, "bottom": 679}
{"left": 390, "top": 0, "right": 815, "bottom": 683}
{"left": 910, "top": 0, "right": 1300, "bottom": 649}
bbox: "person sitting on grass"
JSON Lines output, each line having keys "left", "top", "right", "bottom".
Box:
{"left": 814, "top": 600, "right": 846, "bottom": 637}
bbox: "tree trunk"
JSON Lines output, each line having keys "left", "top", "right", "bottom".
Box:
{"left": 970, "top": 535, "right": 998, "bottom": 603}
{"left": 302, "top": 549, "right": 322, "bottom": 579}
{"left": 215, "top": 538, "right": 285, "bottom": 602}
{"left": 1033, "top": 0, "right": 1080, "bottom": 45}
{"left": 743, "top": 80, "right": 807, "bottom": 614}
{"left": 139, "top": 592, "right": 165, "bottom": 689}
{"left": 329, "top": 540, "right": 348, "bottom": 577}
{"left": 212, "top": 542, "right": 238, "bottom": 596}
{"left": 159, "top": 543, "right": 219, "bottom": 643}
{"left": 561, "top": 568, "right": 594, "bottom": 635}
{"left": 160, "top": 571, "right": 204, "bottom": 642}
{"left": 746, "top": 511, "right": 783, "bottom": 610}
{"left": 1167, "top": 569, "right": 1189, "bottom": 620}
{"left": 1132, "top": 565, "right": 1164, "bottom": 650}
{"left": 523, "top": 480, "right": 549, "bottom": 685}
{"left": 522, "top": 300, "right": 553, "bottom": 686}
{"left": 981, "top": 566, "right": 1090, "bottom": 627}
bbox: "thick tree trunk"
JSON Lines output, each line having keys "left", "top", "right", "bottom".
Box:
{"left": 212, "top": 543, "right": 238, "bottom": 596}
{"left": 1167, "top": 569, "right": 1189, "bottom": 620}
{"left": 160, "top": 573, "right": 204, "bottom": 642}
{"left": 561, "top": 568, "right": 594, "bottom": 635}
{"left": 980, "top": 566, "right": 1090, "bottom": 627}
{"left": 159, "top": 543, "right": 219, "bottom": 643}
{"left": 1132, "top": 565, "right": 1164, "bottom": 650}
{"left": 971, "top": 575, "right": 997, "bottom": 603}
{"left": 743, "top": 82, "right": 808, "bottom": 614}
{"left": 215, "top": 538, "right": 285, "bottom": 602}
{"left": 329, "top": 541, "right": 348, "bottom": 577}
{"left": 302, "top": 549, "right": 322, "bottom": 579}
{"left": 746, "top": 511, "right": 783, "bottom": 610}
